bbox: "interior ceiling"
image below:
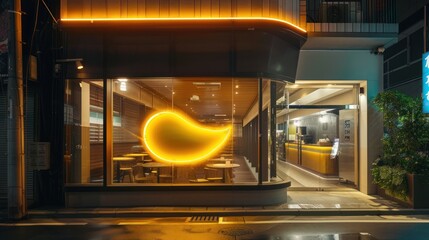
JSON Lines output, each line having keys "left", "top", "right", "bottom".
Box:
{"left": 125, "top": 78, "right": 355, "bottom": 123}
{"left": 276, "top": 83, "right": 355, "bottom": 118}
{"left": 137, "top": 77, "right": 259, "bottom": 124}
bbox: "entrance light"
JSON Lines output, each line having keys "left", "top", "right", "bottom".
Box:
{"left": 75, "top": 60, "right": 84, "bottom": 70}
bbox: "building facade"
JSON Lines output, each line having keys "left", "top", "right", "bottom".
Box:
{"left": 0, "top": 0, "right": 398, "bottom": 208}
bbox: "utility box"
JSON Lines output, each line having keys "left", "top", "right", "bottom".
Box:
{"left": 29, "top": 142, "right": 50, "bottom": 170}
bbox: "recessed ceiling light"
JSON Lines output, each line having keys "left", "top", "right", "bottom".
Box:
{"left": 235, "top": 91, "right": 238, "bottom": 94}
{"left": 235, "top": 85, "right": 239, "bottom": 88}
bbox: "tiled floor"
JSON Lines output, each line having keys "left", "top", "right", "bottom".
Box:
{"left": 283, "top": 190, "right": 403, "bottom": 209}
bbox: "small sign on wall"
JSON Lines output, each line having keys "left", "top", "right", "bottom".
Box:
{"left": 422, "top": 51, "right": 429, "bottom": 113}
{"left": 29, "top": 142, "right": 50, "bottom": 170}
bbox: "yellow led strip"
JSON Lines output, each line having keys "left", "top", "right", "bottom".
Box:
{"left": 60, "top": 17, "right": 307, "bottom": 33}
{"left": 142, "top": 111, "right": 232, "bottom": 165}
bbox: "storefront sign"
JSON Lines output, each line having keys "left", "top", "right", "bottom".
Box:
{"left": 423, "top": 51, "right": 429, "bottom": 113}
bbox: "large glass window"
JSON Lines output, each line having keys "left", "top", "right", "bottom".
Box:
{"left": 111, "top": 78, "right": 261, "bottom": 185}
{"left": 65, "top": 77, "right": 293, "bottom": 186}
{"left": 64, "top": 80, "right": 104, "bottom": 185}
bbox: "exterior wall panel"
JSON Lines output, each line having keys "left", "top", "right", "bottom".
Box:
{"left": 61, "top": 0, "right": 302, "bottom": 28}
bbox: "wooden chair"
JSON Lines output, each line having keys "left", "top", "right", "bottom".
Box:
{"left": 188, "top": 165, "right": 209, "bottom": 183}
{"left": 132, "top": 164, "right": 155, "bottom": 183}
{"left": 204, "top": 167, "right": 223, "bottom": 182}
{"left": 119, "top": 161, "right": 135, "bottom": 183}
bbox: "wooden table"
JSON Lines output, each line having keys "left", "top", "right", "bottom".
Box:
{"left": 209, "top": 157, "right": 233, "bottom": 162}
{"left": 123, "top": 153, "right": 150, "bottom": 162}
{"left": 112, "top": 156, "right": 135, "bottom": 182}
{"left": 141, "top": 162, "right": 171, "bottom": 183}
{"left": 205, "top": 163, "right": 240, "bottom": 183}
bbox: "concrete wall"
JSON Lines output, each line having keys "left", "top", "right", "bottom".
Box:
{"left": 397, "top": 0, "right": 429, "bottom": 22}
{"left": 296, "top": 50, "right": 384, "bottom": 194}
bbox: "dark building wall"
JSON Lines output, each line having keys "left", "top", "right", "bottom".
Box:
{"left": 63, "top": 27, "right": 304, "bottom": 82}
{"left": 383, "top": 4, "right": 427, "bottom": 97}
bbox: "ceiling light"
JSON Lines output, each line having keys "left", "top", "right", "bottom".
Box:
{"left": 192, "top": 82, "right": 221, "bottom": 90}
{"left": 118, "top": 78, "right": 128, "bottom": 91}
{"left": 190, "top": 95, "right": 200, "bottom": 101}
{"left": 235, "top": 85, "right": 239, "bottom": 88}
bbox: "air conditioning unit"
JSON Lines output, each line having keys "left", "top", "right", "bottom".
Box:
{"left": 319, "top": 1, "right": 361, "bottom": 23}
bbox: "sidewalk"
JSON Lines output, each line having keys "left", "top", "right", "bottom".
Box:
{"left": 3, "top": 189, "right": 428, "bottom": 220}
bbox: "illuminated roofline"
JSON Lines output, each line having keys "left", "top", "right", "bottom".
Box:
{"left": 60, "top": 17, "right": 307, "bottom": 33}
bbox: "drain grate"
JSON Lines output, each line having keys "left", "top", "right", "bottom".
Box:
{"left": 187, "top": 216, "right": 219, "bottom": 222}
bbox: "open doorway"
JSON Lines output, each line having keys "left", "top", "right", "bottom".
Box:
{"left": 276, "top": 81, "right": 360, "bottom": 190}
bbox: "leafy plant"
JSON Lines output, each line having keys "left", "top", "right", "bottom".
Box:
{"left": 372, "top": 91, "right": 429, "bottom": 199}
{"left": 371, "top": 164, "right": 408, "bottom": 200}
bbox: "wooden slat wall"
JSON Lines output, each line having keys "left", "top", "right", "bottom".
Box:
{"left": 61, "top": 0, "right": 303, "bottom": 28}
{"left": 87, "top": 85, "right": 148, "bottom": 180}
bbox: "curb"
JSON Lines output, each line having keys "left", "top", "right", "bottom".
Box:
{"left": 2, "top": 208, "right": 427, "bottom": 219}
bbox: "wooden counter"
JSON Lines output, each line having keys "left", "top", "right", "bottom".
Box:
{"left": 285, "top": 143, "right": 338, "bottom": 175}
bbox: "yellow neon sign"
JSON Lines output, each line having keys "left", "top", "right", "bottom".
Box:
{"left": 142, "top": 111, "right": 232, "bottom": 164}
{"left": 60, "top": 17, "right": 307, "bottom": 33}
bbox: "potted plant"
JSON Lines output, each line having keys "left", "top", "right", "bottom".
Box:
{"left": 372, "top": 90, "right": 429, "bottom": 208}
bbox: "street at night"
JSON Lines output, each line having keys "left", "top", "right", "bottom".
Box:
{"left": 1, "top": 215, "right": 429, "bottom": 240}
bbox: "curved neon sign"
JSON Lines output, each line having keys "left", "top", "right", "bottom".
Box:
{"left": 142, "top": 111, "right": 231, "bottom": 164}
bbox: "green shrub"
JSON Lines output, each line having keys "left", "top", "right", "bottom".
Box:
{"left": 372, "top": 91, "right": 429, "bottom": 200}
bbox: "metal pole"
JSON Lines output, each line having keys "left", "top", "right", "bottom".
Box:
{"left": 258, "top": 78, "right": 263, "bottom": 185}
{"left": 423, "top": 5, "right": 427, "bottom": 53}
{"left": 270, "top": 81, "right": 277, "bottom": 178}
{"left": 7, "top": 0, "right": 26, "bottom": 219}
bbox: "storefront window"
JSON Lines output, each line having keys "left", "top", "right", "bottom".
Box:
{"left": 64, "top": 79, "right": 104, "bottom": 185}
{"left": 65, "top": 77, "right": 295, "bottom": 186}
{"left": 110, "top": 77, "right": 262, "bottom": 185}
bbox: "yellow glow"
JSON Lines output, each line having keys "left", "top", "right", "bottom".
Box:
{"left": 142, "top": 111, "right": 232, "bottom": 165}
{"left": 60, "top": 17, "right": 307, "bottom": 33}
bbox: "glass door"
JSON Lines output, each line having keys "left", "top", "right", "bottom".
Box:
{"left": 277, "top": 82, "right": 360, "bottom": 190}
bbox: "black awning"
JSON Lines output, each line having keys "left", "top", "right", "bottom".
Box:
{"left": 63, "top": 24, "right": 306, "bottom": 82}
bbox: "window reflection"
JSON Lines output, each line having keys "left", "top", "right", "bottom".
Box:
{"left": 111, "top": 78, "right": 260, "bottom": 185}
{"left": 65, "top": 78, "right": 287, "bottom": 186}
{"left": 64, "top": 80, "right": 104, "bottom": 184}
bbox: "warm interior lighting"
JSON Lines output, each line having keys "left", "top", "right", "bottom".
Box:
{"left": 60, "top": 17, "right": 307, "bottom": 33}
{"left": 118, "top": 78, "right": 128, "bottom": 91}
{"left": 75, "top": 60, "right": 83, "bottom": 70}
{"left": 142, "top": 111, "right": 232, "bottom": 164}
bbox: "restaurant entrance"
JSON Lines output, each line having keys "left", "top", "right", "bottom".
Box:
{"left": 276, "top": 81, "right": 361, "bottom": 190}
